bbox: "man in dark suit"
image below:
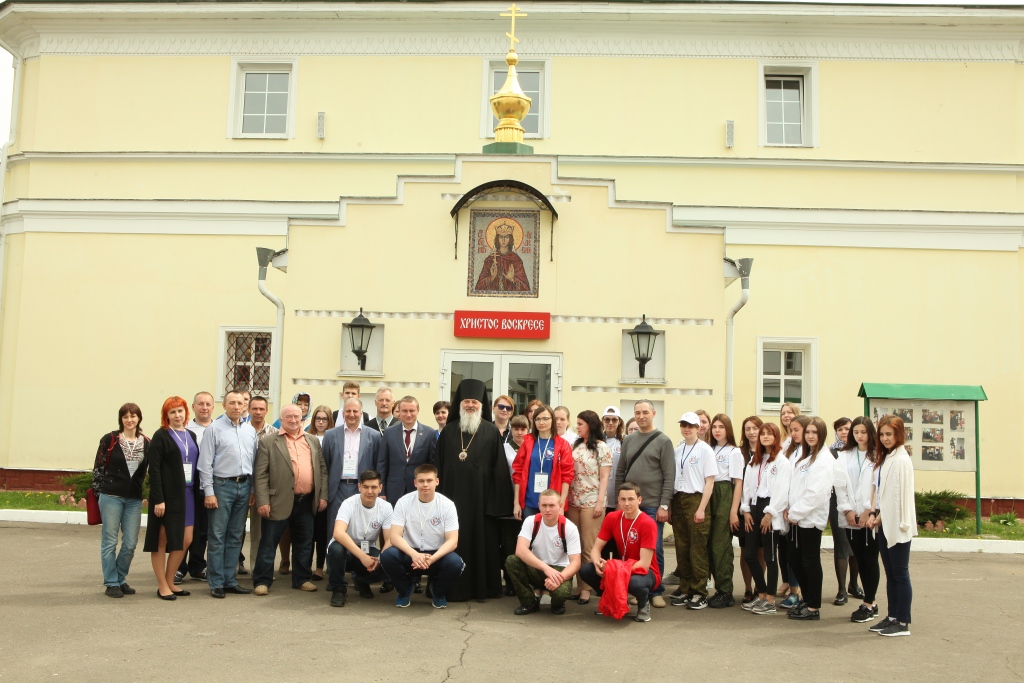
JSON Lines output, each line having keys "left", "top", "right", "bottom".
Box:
{"left": 332, "top": 381, "right": 370, "bottom": 427}
{"left": 322, "top": 398, "right": 382, "bottom": 546}
{"left": 376, "top": 396, "right": 437, "bottom": 503}
{"left": 365, "top": 386, "right": 398, "bottom": 435}
{"left": 251, "top": 404, "right": 328, "bottom": 596}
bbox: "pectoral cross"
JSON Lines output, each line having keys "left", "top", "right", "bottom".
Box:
{"left": 501, "top": 3, "right": 527, "bottom": 52}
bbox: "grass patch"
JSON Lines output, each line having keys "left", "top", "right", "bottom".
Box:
{"left": 0, "top": 491, "right": 82, "bottom": 511}
{"left": 917, "top": 517, "right": 1022, "bottom": 540}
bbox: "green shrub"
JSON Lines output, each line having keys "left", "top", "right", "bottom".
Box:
{"left": 59, "top": 472, "right": 150, "bottom": 500}
{"left": 991, "top": 511, "right": 1018, "bottom": 526}
{"left": 914, "top": 489, "right": 969, "bottom": 524}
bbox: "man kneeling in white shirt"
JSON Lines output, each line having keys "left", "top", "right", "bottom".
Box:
{"left": 505, "top": 489, "right": 582, "bottom": 615}
{"left": 379, "top": 464, "right": 463, "bottom": 609}
{"left": 328, "top": 469, "right": 393, "bottom": 607}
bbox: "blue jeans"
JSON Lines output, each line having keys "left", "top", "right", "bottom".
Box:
{"left": 252, "top": 493, "right": 315, "bottom": 589}
{"left": 379, "top": 546, "right": 464, "bottom": 600}
{"left": 98, "top": 493, "right": 142, "bottom": 587}
{"left": 640, "top": 507, "right": 665, "bottom": 596}
{"left": 878, "top": 528, "right": 913, "bottom": 624}
{"left": 207, "top": 478, "right": 251, "bottom": 589}
{"left": 327, "top": 542, "right": 386, "bottom": 591}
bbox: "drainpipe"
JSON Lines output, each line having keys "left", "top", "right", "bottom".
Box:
{"left": 725, "top": 258, "right": 754, "bottom": 419}
{"left": 0, "top": 50, "right": 24, "bottom": 338}
{"left": 256, "top": 248, "right": 284, "bottom": 412}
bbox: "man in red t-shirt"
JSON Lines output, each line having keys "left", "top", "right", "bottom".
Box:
{"left": 579, "top": 482, "right": 661, "bottom": 622}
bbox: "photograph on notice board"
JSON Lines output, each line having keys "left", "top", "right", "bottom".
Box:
{"left": 922, "top": 446, "right": 943, "bottom": 461}
{"left": 892, "top": 408, "right": 914, "bottom": 423}
{"left": 922, "top": 428, "right": 944, "bottom": 443}
{"left": 921, "top": 409, "right": 943, "bottom": 425}
{"left": 950, "top": 410, "right": 965, "bottom": 431}
{"left": 906, "top": 444, "right": 914, "bottom": 457}
{"left": 905, "top": 427, "right": 914, "bottom": 441}
{"left": 951, "top": 437, "right": 966, "bottom": 460}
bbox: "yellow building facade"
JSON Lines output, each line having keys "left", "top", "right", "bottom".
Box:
{"left": 0, "top": 1, "right": 1021, "bottom": 500}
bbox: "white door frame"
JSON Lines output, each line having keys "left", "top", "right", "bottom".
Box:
{"left": 439, "top": 349, "right": 563, "bottom": 406}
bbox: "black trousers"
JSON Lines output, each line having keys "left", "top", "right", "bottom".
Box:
{"left": 743, "top": 497, "right": 779, "bottom": 596}
{"left": 178, "top": 485, "right": 208, "bottom": 577}
{"left": 849, "top": 527, "right": 880, "bottom": 603}
{"left": 313, "top": 508, "right": 328, "bottom": 570}
{"left": 786, "top": 526, "right": 823, "bottom": 609}
{"left": 878, "top": 528, "right": 912, "bottom": 623}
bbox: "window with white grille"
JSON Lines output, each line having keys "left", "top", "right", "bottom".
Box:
{"left": 757, "top": 336, "right": 817, "bottom": 414}
{"left": 228, "top": 58, "right": 298, "bottom": 139}
{"left": 758, "top": 62, "right": 818, "bottom": 148}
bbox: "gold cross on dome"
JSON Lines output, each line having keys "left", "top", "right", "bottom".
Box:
{"left": 501, "top": 3, "right": 527, "bottom": 52}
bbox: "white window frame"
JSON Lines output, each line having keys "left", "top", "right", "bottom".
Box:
{"left": 216, "top": 326, "right": 277, "bottom": 401}
{"left": 756, "top": 336, "right": 817, "bottom": 414}
{"left": 758, "top": 60, "right": 818, "bottom": 148}
{"left": 480, "top": 58, "right": 551, "bottom": 140}
{"left": 227, "top": 57, "right": 298, "bottom": 140}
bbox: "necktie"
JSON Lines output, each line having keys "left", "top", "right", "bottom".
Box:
{"left": 405, "top": 429, "right": 413, "bottom": 460}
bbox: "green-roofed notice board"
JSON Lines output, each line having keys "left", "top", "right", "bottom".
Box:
{"left": 858, "top": 382, "right": 986, "bottom": 533}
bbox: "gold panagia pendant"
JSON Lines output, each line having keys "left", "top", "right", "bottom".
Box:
{"left": 458, "top": 451, "right": 468, "bottom": 461}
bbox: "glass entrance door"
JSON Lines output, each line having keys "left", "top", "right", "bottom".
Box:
{"left": 440, "top": 351, "right": 562, "bottom": 411}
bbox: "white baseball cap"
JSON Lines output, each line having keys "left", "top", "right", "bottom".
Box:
{"left": 678, "top": 411, "right": 700, "bottom": 425}
{"left": 602, "top": 406, "right": 621, "bottom": 418}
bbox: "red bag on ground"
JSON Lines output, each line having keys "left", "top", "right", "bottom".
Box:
{"left": 597, "top": 559, "right": 637, "bottom": 620}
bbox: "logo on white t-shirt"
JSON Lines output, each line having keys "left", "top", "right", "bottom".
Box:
{"left": 428, "top": 516, "right": 442, "bottom": 527}
{"left": 800, "top": 464, "right": 810, "bottom": 474}
{"left": 716, "top": 453, "right": 727, "bottom": 463}
{"left": 688, "top": 456, "right": 699, "bottom": 465}
{"left": 369, "top": 520, "right": 381, "bottom": 531}
{"left": 770, "top": 465, "right": 778, "bottom": 475}
{"left": 553, "top": 536, "right": 563, "bottom": 548}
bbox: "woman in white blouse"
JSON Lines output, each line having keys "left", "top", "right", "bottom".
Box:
{"left": 867, "top": 415, "right": 917, "bottom": 637}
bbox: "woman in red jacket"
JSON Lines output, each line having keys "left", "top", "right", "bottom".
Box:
{"left": 512, "top": 405, "right": 573, "bottom": 519}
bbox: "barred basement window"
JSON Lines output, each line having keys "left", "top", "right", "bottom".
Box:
{"left": 224, "top": 331, "right": 272, "bottom": 397}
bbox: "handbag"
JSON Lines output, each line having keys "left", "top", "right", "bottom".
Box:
{"left": 87, "top": 431, "right": 119, "bottom": 526}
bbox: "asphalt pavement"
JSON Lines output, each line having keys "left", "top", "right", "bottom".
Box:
{"left": 0, "top": 522, "right": 1021, "bottom": 682}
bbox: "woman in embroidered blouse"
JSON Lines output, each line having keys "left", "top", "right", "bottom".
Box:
{"left": 145, "top": 396, "right": 199, "bottom": 600}
{"left": 567, "top": 410, "right": 612, "bottom": 604}
{"left": 92, "top": 402, "right": 149, "bottom": 598}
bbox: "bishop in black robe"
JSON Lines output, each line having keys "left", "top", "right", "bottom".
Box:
{"left": 436, "top": 379, "right": 514, "bottom": 601}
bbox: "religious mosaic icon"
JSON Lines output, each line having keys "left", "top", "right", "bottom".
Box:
{"left": 468, "top": 209, "right": 540, "bottom": 298}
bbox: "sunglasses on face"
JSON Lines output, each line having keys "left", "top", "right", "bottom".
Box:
{"left": 495, "top": 404, "right": 513, "bottom": 411}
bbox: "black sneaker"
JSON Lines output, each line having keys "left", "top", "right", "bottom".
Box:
{"left": 870, "top": 617, "right": 897, "bottom": 633}
{"left": 380, "top": 581, "right": 395, "bottom": 594}
{"left": 878, "top": 621, "right": 911, "bottom": 637}
{"left": 330, "top": 589, "right": 347, "bottom": 607}
{"left": 670, "top": 588, "right": 685, "bottom": 598}
{"left": 355, "top": 581, "right": 374, "bottom": 600}
{"left": 788, "top": 600, "right": 807, "bottom": 616}
{"left": 833, "top": 591, "right": 848, "bottom": 606}
{"left": 686, "top": 595, "right": 708, "bottom": 610}
{"left": 851, "top": 604, "right": 878, "bottom": 623}
{"left": 849, "top": 585, "right": 865, "bottom": 600}
{"left": 104, "top": 586, "right": 123, "bottom": 599}
{"left": 551, "top": 602, "right": 566, "bottom": 615}
{"left": 708, "top": 591, "right": 735, "bottom": 608}
{"left": 173, "top": 571, "right": 184, "bottom": 585}
{"left": 788, "top": 606, "right": 820, "bottom": 621}
{"left": 119, "top": 583, "right": 136, "bottom": 595}
{"left": 514, "top": 600, "right": 540, "bottom": 616}
{"left": 670, "top": 593, "right": 692, "bottom": 607}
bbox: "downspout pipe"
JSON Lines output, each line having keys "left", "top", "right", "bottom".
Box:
{"left": 256, "top": 247, "right": 284, "bottom": 412}
{"left": 725, "top": 258, "right": 754, "bottom": 419}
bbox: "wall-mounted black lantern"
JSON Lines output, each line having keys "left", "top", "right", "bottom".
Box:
{"left": 627, "top": 314, "right": 662, "bottom": 379}
{"left": 349, "top": 308, "right": 375, "bottom": 371}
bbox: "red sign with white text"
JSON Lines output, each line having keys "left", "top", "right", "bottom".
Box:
{"left": 453, "top": 310, "right": 550, "bottom": 339}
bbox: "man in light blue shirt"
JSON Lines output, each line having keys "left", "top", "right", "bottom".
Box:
{"left": 198, "top": 390, "right": 259, "bottom": 598}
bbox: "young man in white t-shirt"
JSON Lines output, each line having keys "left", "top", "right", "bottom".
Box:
{"left": 379, "top": 464, "right": 463, "bottom": 609}
{"left": 505, "top": 489, "right": 582, "bottom": 615}
{"left": 327, "top": 469, "right": 394, "bottom": 607}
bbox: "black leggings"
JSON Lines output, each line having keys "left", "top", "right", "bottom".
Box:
{"left": 849, "top": 526, "right": 880, "bottom": 603}
{"left": 786, "top": 526, "right": 823, "bottom": 609}
{"left": 743, "top": 497, "right": 779, "bottom": 596}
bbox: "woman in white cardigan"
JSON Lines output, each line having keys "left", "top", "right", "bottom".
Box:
{"left": 867, "top": 414, "right": 917, "bottom": 637}
{"left": 834, "top": 416, "right": 881, "bottom": 623}
{"left": 783, "top": 416, "right": 835, "bottom": 621}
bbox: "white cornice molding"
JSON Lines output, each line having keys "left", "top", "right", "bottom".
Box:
{"left": 676, "top": 205, "right": 1024, "bottom": 251}
{"left": 295, "top": 309, "right": 714, "bottom": 326}
{"left": 10, "top": 150, "right": 1024, "bottom": 175}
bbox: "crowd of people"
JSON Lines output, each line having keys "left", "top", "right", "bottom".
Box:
{"left": 91, "top": 384, "right": 916, "bottom": 635}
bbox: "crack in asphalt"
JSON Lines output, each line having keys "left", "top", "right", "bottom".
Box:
{"left": 1005, "top": 656, "right": 1023, "bottom": 680}
{"left": 440, "top": 604, "right": 473, "bottom": 683}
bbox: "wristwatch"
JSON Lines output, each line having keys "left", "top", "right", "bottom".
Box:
{"left": 659, "top": 504, "right": 669, "bottom": 511}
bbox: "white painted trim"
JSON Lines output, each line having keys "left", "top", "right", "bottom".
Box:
{"left": 227, "top": 57, "right": 298, "bottom": 140}
{"left": 571, "top": 386, "right": 714, "bottom": 396}
{"left": 756, "top": 336, "right": 818, "bottom": 415}
{"left": 295, "top": 309, "right": 713, "bottom": 326}
{"left": 673, "top": 204, "right": 1024, "bottom": 252}
{"left": 758, "top": 60, "right": 819, "bottom": 148}
{"left": 216, "top": 325, "right": 277, "bottom": 402}
{"left": 293, "top": 378, "right": 430, "bottom": 389}
{"left": 480, "top": 57, "right": 552, "bottom": 140}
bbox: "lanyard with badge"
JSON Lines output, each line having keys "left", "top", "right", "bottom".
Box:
{"left": 757, "top": 459, "right": 771, "bottom": 493}
{"left": 534, "top": 438, "right": 553, "bottom": 492}
{"left": 678, "top": 442, "right": 696, "bottom": 484}
{"left": 343, "top": 430, "right": 358, "bottom": 478}
{"left": 171, "top": 429, "right": 192, "bottom": 484}
{"left": 619, "top": 513, "right": 640, "bottom": 553}
{"left": 419, "top": 497, "right": 439, "bottom": 549}
{"left": 359, "top": 501, "right": 380, "bottom": 553}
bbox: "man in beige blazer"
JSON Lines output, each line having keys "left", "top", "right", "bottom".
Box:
{"left": 252, "top": 403, "right": 328, "bottom": 595}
